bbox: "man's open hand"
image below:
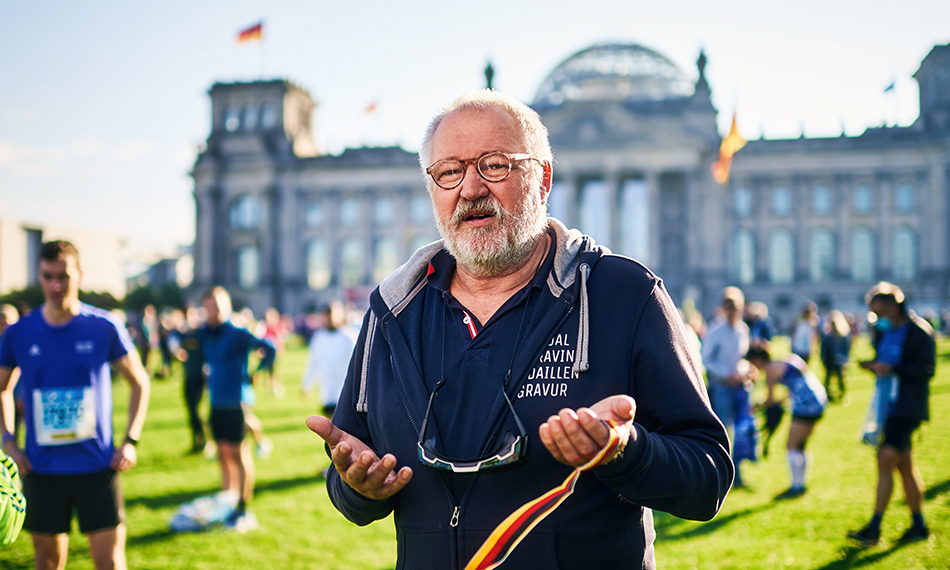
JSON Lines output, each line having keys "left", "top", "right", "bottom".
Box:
{"left": 538, "top": 394, "right": 636, "bottom": 468}
{"left": 307, "top": 415, "right": 412, "bottom": 500}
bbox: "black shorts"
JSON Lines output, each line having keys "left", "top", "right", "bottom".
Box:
{"left": 211, "top": 408, "right": 246, "bottom": 444}
{"left": 791, "top": 413, "right": 823, "bottom": 424}
{"left": 882, "top": 418, "right": 921, "bottom": 452}
{"left": 321, "top": 404, "right": 337, "bottom": 419}
{"left": 23, "top": 469, "right": 124, "bottom": 534}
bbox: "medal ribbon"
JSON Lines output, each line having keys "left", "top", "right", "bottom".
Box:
{"left": 463, "top": 420, "right": 623, "bottom": 570}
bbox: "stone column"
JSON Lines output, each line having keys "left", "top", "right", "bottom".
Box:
{"left": 265, "top": 185, "right": 283, "bottom": 311}
{"left": 646, "top": 171, "right": 661, "bottom": 270}
{"left": 877, "top": 176, "right": 892, "bottom": 280}
{"left": 606, "top": 170, "right": 621, "bottom": 251}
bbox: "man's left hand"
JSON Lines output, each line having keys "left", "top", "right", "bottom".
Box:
{"left": 539, "top": 395, "right": 636, "bottom": 468}
{"left": 110, "top": 442, "right": 137, "bottom": 472}
{"left": 866, "top": 361, "right": 893, "bottom": 376}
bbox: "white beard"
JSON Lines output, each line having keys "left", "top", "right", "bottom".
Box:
{"left": 436, "top": 189, "right": 548, "bottom": 277}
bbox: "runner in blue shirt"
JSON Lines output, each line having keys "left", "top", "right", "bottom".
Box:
{"left": 0, "top": 240, "right": 150, "bottom": 570}
{"left": 198, "top": 286, "right": 275, "bottom": 532}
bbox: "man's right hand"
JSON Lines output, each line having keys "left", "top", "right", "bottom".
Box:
{"left": 2, "top": 443, "right": 31, "bottom": 477}
{"left": 306, "top": 415, "right": 412, "bottom": 501}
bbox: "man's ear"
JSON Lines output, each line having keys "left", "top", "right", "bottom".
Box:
{"left": 539, "top": 161, "right": 553, "bottom": 204}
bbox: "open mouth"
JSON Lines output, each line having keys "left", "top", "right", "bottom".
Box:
{"left": 464, "top": 210, "right": 495, "bottom": 222}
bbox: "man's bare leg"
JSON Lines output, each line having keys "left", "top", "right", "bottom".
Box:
{"left": 32, "top": 532, "right": 68, "bottom": 570}
{"left": 88, "top": 524, "right": 127, "bottom": 570}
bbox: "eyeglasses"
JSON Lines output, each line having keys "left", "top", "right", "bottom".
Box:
{"left": 417, "top": 379, "right": 529, "bottom": 473}
{"left": 426, "top": 151, "right": 538, "bottom": 190}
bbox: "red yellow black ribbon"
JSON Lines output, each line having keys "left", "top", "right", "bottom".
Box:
{"left": 464, "top": 420, "right": 623, "bottom": 570}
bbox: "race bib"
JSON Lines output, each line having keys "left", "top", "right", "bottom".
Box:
{"left": 33, "top": 387, "right": 98, "bottom": 446}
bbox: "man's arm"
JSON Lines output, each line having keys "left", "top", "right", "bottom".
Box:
{"left": 110, "top": 352, "right": 151, "bottom": 471}
{"left": 893, "top": 321, "right": 936, "bottom": 385}
{"left": 0, "top": 367, "right": 30, "bottom": 475}
{"left": 543, "top": 280, "right": 733, "bottom": 522}
{"left": 311, "top": 311, "right": 405, "bottom": 526}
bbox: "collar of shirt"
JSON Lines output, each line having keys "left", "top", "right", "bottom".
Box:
{"left": 425, "top": 230, "right": 555, "bottom": 337}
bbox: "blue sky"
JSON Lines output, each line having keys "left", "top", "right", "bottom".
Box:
{"left": 1, "top": 1, "right": 948, "bottom": 260}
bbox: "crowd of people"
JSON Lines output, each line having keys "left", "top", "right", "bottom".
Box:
{"left": 691, "top": 283, "right": 935, "bottom": 547}
{"left": 0, "top": 88, "right": 940, "bottom": 568}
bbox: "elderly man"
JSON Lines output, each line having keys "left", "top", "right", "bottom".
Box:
{"left": 309, "top": 90, "right": 732, "bottom": 569}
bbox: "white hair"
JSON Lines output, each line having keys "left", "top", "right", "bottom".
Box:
{"left": 418, "top": 90, "right": 553, "bottom": 191}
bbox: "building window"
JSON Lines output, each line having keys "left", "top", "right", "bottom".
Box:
{"left": 768, "top": 229, "right": 794, "bottom": 283}
{"left": 548, "top": 181, "right": 569, "bottom": 222}
{"left": 850, "top": 227, "right": 875, "bottom": 281}
{"left": 237, "top": 246, "right": 259, "bottom": 289}
{"left": 373, "top": 237, "right": 399, "bottom": 283}
{"left": 243, "top": 105, "right": 259, "bottom": 130}
{"left": 809, "top": 229, "right": 835, "bottom": 282}
{"left": 375, "top": 197, "right": 393, "bottom": 226}
{"left": 306, "top": 239, "right": 330, "bottom": 290}
{"left": 340, "top": 198, "right": 360, "bottom": 227}
{"left": 410, "top": 195, "right": 431, "bottom": 225}
{"left": 580, "top": 180, "right": 611, "bottom": 247}
{"left": 734, "top": 187, "right": 752, "bottom": 218}
{"left": 854, "top": 185, "right": 872, "bottom": 213}
{"left": 230, "top": 195, "right": 260, "bottom": 229}
{"left": 621, "top": 179, "right": 649, "bottom": 263}
{"left": 895, "top": 184, "right": 914, "bottom": 213}
{"left": 305, "top": 201, "right": 324, "bottom": 228}
{"left": 771, "top": 187, "right": 791, "bottom": 216}
{"left": 812, "top": 186, "right": 832, "bottom": 214}
{"left": 340, "top": 238, "right": 363, "bottom": 288}
{"left": 733, "top": 228, "right": 755, "bottom": 285}
{"left": 892, "top": 227, "right": 916, "bottom": 281}
{"left": 225, "top": 106, "right": 241, "bottom": 132}
{"left": 261, "top": 104, "right": 279, "bottom": 129}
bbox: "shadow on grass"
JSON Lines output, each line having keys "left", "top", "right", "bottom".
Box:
{"left": 126, "top": 474, "right": 321, "bottom": 511}
{"left": 656, "top": 500, "right": 780, "bottom": 541}
{"left": 924, "top": 476, "right": 950, "bottom": 501}
{"left": 812, "top": 538, "right": 919, "bottom": 570}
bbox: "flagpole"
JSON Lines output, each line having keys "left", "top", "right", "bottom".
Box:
{"left": 259, "top": 19, "right": 266, "bottom": 80}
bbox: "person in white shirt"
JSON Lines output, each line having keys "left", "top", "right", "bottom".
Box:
{"left": 701, "top": 286, "right": 752, "bottom": 486}
{"left": 301, "top": 302, "right": 358, "bottom": 418}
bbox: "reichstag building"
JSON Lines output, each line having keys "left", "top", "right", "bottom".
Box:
{"left": 191, "top": 42, "right": 950, "bottom": 326}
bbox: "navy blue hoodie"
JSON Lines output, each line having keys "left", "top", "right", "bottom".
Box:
{"left": 326, "top": 220, "right": 733, "bottom": 570}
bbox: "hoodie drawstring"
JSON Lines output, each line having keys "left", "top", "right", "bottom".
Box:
{"left": 573, "top": 263, "right": 590, "bottom": 374}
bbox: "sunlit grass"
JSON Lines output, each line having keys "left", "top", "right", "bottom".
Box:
{"left": 1, "top": 335, "right": 946, "bottom": 569}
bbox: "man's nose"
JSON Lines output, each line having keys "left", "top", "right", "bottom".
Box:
{"left": 458, "top": 163, "right": 489, "bottom": 201}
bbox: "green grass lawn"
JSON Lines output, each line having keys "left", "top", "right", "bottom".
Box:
{"left": 1, "top": 335, "right": 947, "bottom": 569}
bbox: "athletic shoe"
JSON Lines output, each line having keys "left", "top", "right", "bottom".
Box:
{"left": 897, "top": 525, "right": 930, "bottom": 544}
{"left": 775, "top": 486, "right": 806, "bottom": 500}
{"left": 256, "top": 438, "right": 274, "bottom": 460}
{"left": 224, "top": 509, "right": 258, "bottom": 533}
{"left": 847, "top": 525, "right": 880, "bottom": 547}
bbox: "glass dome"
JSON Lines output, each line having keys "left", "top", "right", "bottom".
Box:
{"left": 533, "top": 43, "right": 694, "bottom": 105}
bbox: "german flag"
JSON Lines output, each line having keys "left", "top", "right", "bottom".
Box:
{"left": 464, "top": 421, "right": 624, "bottom": 570}
{"left": 711, "top": 113, "right": 746, "bottom": 186}
{"left": 236, "top": 22, "right": 263, "bottom": 43}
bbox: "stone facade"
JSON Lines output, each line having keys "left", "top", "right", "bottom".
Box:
{"left": 191, "top": 44, "right": 950, "bottom": 325}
